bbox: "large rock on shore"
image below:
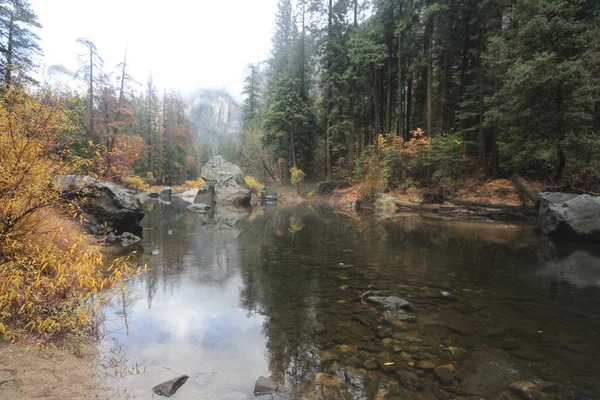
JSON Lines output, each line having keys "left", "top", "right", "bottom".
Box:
{"left": 193, "top": 156, "right": 251, "bottom": 207}
{"left": 538, "top": 192, "right": 600, "bottom": 237}
{"left": 56, "top": 175, "right": 145, "bottom": 236}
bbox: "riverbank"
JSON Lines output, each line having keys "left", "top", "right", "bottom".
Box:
{"left": 0, "top": 338, "right": 107, "bottom": 399}
{"left": 328, "top": 178, "right": 543, "bottom": 221}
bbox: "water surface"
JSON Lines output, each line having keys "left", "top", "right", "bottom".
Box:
{"left": 98, "top": 198, "right": 600, "bottom": 399}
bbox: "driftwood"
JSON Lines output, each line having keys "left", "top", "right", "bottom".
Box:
{"left": 511, "top": 174, "right": 540, "bottom": 206}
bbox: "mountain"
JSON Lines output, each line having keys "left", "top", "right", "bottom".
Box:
{"left": 186, "top": 89, "right": 242, "bottom": 145}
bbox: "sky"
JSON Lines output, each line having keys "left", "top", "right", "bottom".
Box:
{"left": 29, "top": 0, "right": 278, "bottom": 100}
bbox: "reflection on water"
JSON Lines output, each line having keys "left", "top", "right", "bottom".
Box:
{"left": 98, "top": 198, "right": 600, "bottom": 399}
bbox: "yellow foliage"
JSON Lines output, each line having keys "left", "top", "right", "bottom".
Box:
{"left": 244, "top": 176, "right": 265, "bottom": 193}
{"left": 184, "top": 177, "right": 205, "bottom": 189}
{"left": 0, "top": 89, "right": 137, "bottom": 340}
{"left": 121, "top": 175, "right": 149, "bottom": 190}
{"left": 289, "top": 167, "right": 306, "bottom": 187}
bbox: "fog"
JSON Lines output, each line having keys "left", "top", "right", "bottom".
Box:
{"left": 30, "top": 0, "right": 277, "bottom": 99}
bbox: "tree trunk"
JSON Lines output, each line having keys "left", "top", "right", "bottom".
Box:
{"left": 554, "top": 145, "right": 566, "bottom": 182}
{"left": 424, "top": 0, "right": 433, "bottom": 137}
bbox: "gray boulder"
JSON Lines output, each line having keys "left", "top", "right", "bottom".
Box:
{"left": 539, "top": 192, "right": 600, "bottom": 237}
{"left": 193, "top": 156, "right": 251, "bottom": 207}
{"left": 152, "top": 374, "right": 189, "bottom": 397}
{"left": 56, "top": 175, "right": 144, "bottom": 236}
{"left": 201, "top": 155, "right": 244, "bottom": 185}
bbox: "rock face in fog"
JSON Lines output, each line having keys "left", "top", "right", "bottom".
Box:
{"left": 538, "top": 192, "right": 600, "bottom": 237}
{"left": 193, "top": 156, "right": 251, "bottom": 207}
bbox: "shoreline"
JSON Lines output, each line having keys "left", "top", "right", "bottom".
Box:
{"left": 0, "top": 337, "right": 108, "bottom": 400}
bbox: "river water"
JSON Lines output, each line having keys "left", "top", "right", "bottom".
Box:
{"left": 97, "top": 197, "right": 600, "bottom": 399}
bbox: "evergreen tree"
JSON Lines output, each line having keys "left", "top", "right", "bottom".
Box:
{"left": 0, "top": 0, "right": 41, "bottom": 85}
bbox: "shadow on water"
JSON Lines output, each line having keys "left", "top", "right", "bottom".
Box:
{"left": 97, "top": 197, "right": 600, "bottom": 399}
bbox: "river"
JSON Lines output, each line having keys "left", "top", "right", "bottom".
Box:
{"left": 97, "top": 197, "right": 600, "bottom": 399}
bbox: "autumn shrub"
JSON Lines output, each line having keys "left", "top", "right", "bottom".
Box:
{"left": 0, "top": 89, "right": 136, "bottom": 340}
{"left": 184, "top": 177, "right": 206, "bottom": 189}
{"left": 244, "top": 175, "right": 265, "bottom": 194}
{"left": 121, "top": 175, "right": 149, "bottom": 190}
{"left": 290, "top": 167, "right": 306, "bottom": 187}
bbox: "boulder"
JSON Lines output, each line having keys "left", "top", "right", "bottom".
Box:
{"left": 254, "top": 376, "right": 278, "bottom": 396}
{"left": 201, "top": 155, "right": 244, "bottom": 185}
{"left": 538, "top": 192, "right": 600, "bottom": 237}
{"left": 152, "top": 374, "right": 189, "bottom": 397}
{"left": 56, "top": 175, "right": 144, "bottom": 236}
{"left": 148, "top": 186, "right": 172, "bottom": 199}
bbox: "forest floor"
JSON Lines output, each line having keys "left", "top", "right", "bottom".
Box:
{"left": 0, "top": 338, "right": 107, "bottom": 400}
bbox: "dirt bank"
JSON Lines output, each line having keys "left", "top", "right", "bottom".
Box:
{"left": 0, "top": 338, "right": 107, "bottom": 400}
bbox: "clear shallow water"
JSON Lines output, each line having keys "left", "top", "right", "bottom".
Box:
{"left": 98, "top": 197, "right": 600, "bottom": 399}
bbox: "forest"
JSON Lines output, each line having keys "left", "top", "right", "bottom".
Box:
{"left": 239, "top": 0, "right": 600, "bottom": 201}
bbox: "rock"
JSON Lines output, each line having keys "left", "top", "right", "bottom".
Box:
{"left": 367, "top": 296, "right": 412, "bottom": 311}
{"left": 187, "top": 203, "right": 211, "bottom": 213}
{"left": 193, "top": 156, "right": 252, "bottom": 207}
{"left": 363, "top": 359, "right": 379, "bottom": 370}
{"left": 318, "top": 181, "right": 336, "bottom": 196}
{"left": 120, "top": 232, "right": 141, "bottom": 247}
{"left": 253, "top": 376, "right": 278, "bottom": 396}
{"left": 149, "top": 250, "right": 160, "bottom": 256}
{"left": 377, "top": 327, "right": 393, "bottom": 339}
{"left": 262, "top": 194, "right": 278, "bottom": 203}
{"left": 433, "top": 365, "right": 455, "bottom": 384}
{"left": 384, "top": 310, "right": 417, "bottom": 326}
{"left": 509, "top": 380, "right": 558, "bottom": 400}
{"left": 232, "top": 189, "right": 252, "bottom": 208}
{"left": 56, "top": 175, "right": 145, "bottom": 236}
{"left": 394, "top": 369, "right": 421, "bottom": 391}
{"left": 417, "top": 361, "right": 436, "bottom": 371}
{"left": 457, "top": 348, "right": 527, "bottom": 397}
{"left": 148, "top": 186, "right": 172, "bottom": 199}
{"left": 180, "top": 188, "right": 199, "bottom": 202}
{"left": 200, "top": 155, "right": 244, "bottom": 185}
{"left": 152, "top": 374, "right": 189, "bottom": 397}
{"left": 538, "top": 192, "right": 600, "bottom": 237}
{"left": 439, "top": 310, "right": 474, "bottom": 335}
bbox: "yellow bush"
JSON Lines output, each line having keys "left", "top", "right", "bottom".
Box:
{"left": 121, "top": 175, "right": 149, "bottom": 190}
{"left": 0, "top": 89, "right": 137, "bottom": 340}
{"left": 184, "top": 177, "right": 205, "bottom": 189}
{"left": 244, "top": 175, "right": 264, "bottom": 193}
{"left": 289, "top": 167, "right": 306, "bottom": 187}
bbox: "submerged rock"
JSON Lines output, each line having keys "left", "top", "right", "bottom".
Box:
{"left": 366, "top": 296, "right": 412, "bottom": 311}
{"left": 152, "top": 374, "right": 189, "bottom": 397}
{"left": 433, "top": 365, "right": 455, "bottom": 384}
{"left": 254, "top": 376, "right": 278, "bottom": 396}
{"left": 538, "top": 192, "right": 600, "bottom": 237}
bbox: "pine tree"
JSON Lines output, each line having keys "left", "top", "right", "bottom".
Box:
{"left": 0, "top": 0, "right": 41, "bottom": 85}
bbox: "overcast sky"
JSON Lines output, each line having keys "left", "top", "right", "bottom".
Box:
{"left": 30, "top": 0, "right": 277, "bottom": 100}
